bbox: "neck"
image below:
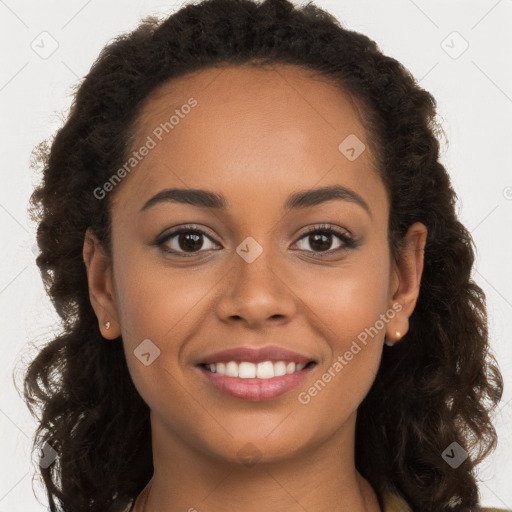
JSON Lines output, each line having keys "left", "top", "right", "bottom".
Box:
{"left": 140, "top": 411, "right": 382, "bottom": 512}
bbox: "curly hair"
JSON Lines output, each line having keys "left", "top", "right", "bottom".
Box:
{"left": 20, "top": 0, "right": 504, "bottom": 511}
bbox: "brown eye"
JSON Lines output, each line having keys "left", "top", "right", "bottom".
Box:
{"left": 175, "top": 231, "right": 204, "bottom": 252}
{"left": 293, "top": 225, "right": 356, "bottom": 256}
{"left": 156, "top": 226, "right": 220, "bottom": 256}
{"left": 303, "top": 232, "right": 334, "bottom": 252}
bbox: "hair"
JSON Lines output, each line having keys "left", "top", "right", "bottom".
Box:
{"left": 19, "top": 0, "right": 504, "bottom": 511}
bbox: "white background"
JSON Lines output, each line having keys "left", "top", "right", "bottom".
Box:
{"left": 1, "top": 0, "right": 511, "bottom": 510}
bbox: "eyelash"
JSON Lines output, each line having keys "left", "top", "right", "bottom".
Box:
{"left": 154, "top": 223, "right": 358, "bottom": 258}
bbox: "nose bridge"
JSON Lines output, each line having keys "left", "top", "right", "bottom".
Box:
{"left": 216, "top": 234, "right": 295, "bottom": 325}
{"left": 234, "top": 233, "right": 283, "bottom": 297}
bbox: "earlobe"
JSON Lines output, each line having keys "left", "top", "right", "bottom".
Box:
{"left": 83, "top": 228, "right": 120, "bottom": 339}
{"left": 384, "top": 330, "right": 403, "bottom": 347}
{"left": 385, "top": 222, "right": 428, "bottom": 345}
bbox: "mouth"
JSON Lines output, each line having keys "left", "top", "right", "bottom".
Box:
{"left": 198, "top": 360, "right": 317, "bottom": 378}
{"left": 195, "top": 360, "right": 317, "bottom": 401}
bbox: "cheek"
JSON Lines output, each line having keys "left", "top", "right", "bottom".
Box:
{"left": 293, "top": 249, "right": 391, "bottom": 415}
{"left": 112, "top": 247, "right": 216, "bottom": 413}
{"left": 114, "top": 247, "right": 218, "bottom": 348}
{"left": 306, "top": 250, "right": 391, "bottom": 349}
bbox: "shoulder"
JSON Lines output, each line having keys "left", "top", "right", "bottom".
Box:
{"left": 382, "top": 492, "right": 511, "bottom": 512}
{"left": 381, "top": 492, "right": 411, "bottom": 512}
{"left": 478, "top": 509, "right": 512, "bottom": 512}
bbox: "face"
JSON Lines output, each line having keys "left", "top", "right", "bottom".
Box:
{"left": 85, "top": 63, "right": 426, "bottom": 465}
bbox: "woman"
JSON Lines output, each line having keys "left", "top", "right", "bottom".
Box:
{"left": 23, "top": 0, "right": 506, "bottom": 511}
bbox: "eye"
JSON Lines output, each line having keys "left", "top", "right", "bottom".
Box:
{"left": 292, "top": 224, "right": 357, "bottom": 256}
{"left": 155, "top": 225, "right": 220, "bottom": 257}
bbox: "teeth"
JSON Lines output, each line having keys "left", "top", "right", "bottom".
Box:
{"left": 225, "top": 361, "right": 238, "bottom": 377}
{"left": 205, "top": 360, "right": 309, "bottom": 378}
{"left": 256, "top": 361, "right": 274, "bottom": 379}
{"left": 239, "top": 362, "right": 256, "bottom": 379}
{"left": 274, "top": 361, "right": 287, "bottom": 376}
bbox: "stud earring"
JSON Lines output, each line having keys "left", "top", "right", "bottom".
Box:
{"left": 105, "top": 321, "right": 111, "bottom": 330}
{"left": 385, "top": 331, "right": 403, "bottom": 346}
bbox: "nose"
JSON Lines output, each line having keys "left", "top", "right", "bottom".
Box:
{"left": 215, "top": 244, "right": 297, "bottom": 329}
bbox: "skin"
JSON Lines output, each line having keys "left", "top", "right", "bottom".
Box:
{"left": 83, "top": 63, "right": 427, "bottom": 512}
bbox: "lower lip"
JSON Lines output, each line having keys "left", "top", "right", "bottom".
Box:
{"left": 197, "top": 365, "right": 315, "bottom": 401}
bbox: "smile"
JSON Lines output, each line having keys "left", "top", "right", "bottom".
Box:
{"left": 197, "top": 360, "right": 317, "bottom": 401}
{"left": 201, "top": 360, "right": 315, "bottom": 378}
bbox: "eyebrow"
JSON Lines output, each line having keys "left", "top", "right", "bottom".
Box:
{"left": 140, "top": 184, "right": 372, "bottom": 218}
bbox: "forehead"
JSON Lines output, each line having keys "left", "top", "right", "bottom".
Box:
{"left": 113, "top": 63, "right": 387, "bottom": 220}
{"left": 133, "top": 63, "right": 368, "bottom": 155}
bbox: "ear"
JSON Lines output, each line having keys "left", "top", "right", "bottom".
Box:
{"left": 83, "top": 227, "right": 120, "bottom": 339}
{"left": 385, "top": 222, "right": 428, "bottom": 346}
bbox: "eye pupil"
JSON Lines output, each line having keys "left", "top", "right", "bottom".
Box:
{"left": 179, "top": 232, "right": 203, "bottom": 252}
{"left": 309, "top": 232, "right": 331, "bottom": 251}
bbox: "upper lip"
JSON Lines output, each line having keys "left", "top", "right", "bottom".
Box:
{"left": 197, "top": 346, "right": 316, "bottom": 365}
